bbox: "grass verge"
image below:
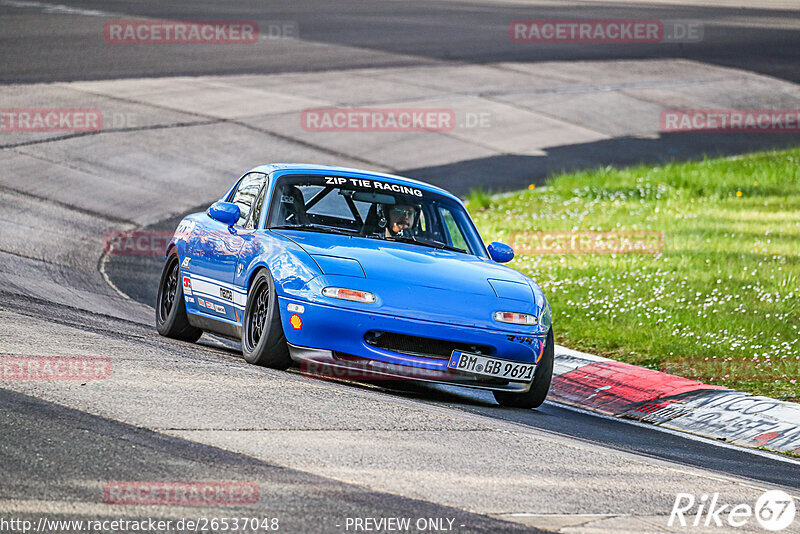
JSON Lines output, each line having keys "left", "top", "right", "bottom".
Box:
{"left": 468, "top": 148, "right": 800, "bottom": 401}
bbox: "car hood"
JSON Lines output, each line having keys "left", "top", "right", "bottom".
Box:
{"left": 273, "top": 230, "right": 538, "bottom": 312}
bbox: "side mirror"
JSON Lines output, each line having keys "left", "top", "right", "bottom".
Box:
{"left": 488, "top": 241, "right": 514, "bottom": 263}
{"left": 208, "top": 202, "right": 240, "bottom": 227}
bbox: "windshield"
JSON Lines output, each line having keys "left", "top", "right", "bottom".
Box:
{"left": 267, "top": 174, "right": 487, "bottom": 258}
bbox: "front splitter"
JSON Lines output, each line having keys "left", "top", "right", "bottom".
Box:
{"left": 287, "top": 343, "right": 532, "bottom": 393}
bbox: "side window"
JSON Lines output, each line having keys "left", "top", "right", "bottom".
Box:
{"left": 229, "top": 173, "right": 266, "bottom": 227}
{"left": 246, "top": 184, "right": 267, "bottom": 229}
{"left": 439, "top": 207, "right": 469, "bottom": 251}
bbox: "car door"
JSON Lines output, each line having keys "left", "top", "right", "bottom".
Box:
{"left": 227, "top": 178, "right": 270, "bottom": 324}
{"left": 188, "top": 172, "right": 266, "bottom": 323}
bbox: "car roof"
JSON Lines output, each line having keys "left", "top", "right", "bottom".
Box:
{"left": 249, "top": 163, "right": 460, "bottom": 202}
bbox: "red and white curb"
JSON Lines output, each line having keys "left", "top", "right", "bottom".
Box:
{"left": 551, "top": 346, "right": 800, "bottom": 455}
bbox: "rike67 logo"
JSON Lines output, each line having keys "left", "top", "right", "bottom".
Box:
{"left": 669, "top": 490, "right": 796, "bottom": 531}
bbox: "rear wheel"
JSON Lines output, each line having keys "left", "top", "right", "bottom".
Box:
{"left": 241, "top": 269, "right": 291, "bottom": 369}
{"left": 493, "top": 327, "right": 554, "bottom": 409}
{"left": 155, "top": 253, "right": 203, "bottom": 342}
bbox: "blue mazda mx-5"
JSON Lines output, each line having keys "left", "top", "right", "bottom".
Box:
{"left": 156, "top": 164, "right": 554, "bottom": 408}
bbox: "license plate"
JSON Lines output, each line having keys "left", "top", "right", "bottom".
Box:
{"left": 447, "top": 351, "right": 535, "bottom": 381}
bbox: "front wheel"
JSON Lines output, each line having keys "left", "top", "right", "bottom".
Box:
{"left": 493, "top": 328, "right": 554, "bottom": 409}
{"left": 241, "top": 269, "right": 291, "bottom": 369}
{"left": 155, "top": 252, "right": 203, "bottom": 342}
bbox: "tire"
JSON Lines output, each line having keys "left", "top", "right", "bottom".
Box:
{"left": 155, "top": 252, "right": 203, "bottom": 342}
{"left": 241, "top": 269, "right": 291, "bottom": 369}
{"left": 493, "top": 327, "right": 554, "bottom": 409}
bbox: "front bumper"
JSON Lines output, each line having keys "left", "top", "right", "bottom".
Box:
{"left": 279, "top": 296, "right": 547, "bottom": 392}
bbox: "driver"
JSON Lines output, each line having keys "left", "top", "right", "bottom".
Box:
{"left": 385, "top": 204, "right": 416, "bottom": 237}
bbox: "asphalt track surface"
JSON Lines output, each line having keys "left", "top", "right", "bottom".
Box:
{"left": 1, "top": 1, "right": 800, "bottom": 533}
{"left": 1, "top": 0, "right": 800, "bottom": 84}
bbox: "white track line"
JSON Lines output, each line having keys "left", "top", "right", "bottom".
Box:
{"left": 0, "top": 0, "right": 117, "bottom": 16}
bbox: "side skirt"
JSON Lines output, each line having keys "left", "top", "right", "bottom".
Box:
{"left": 187, "top": 312, "right": 242, "bottom": 341}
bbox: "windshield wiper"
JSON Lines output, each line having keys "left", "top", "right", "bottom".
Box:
{"left": 271, "top": 224, "right": 356, "bottom": 237}
{"left": 381, "top": 235, "right": 467, "bottom": 254}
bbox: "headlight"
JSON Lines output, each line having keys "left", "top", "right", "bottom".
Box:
{"left": 493, "top": 311, "right": 538, "bottom": 325}
{"left": 538, "top": 304, "right": 552, "bottom": 331}
{"left": 322, "top": 287, "right": 377, "bottom": 303}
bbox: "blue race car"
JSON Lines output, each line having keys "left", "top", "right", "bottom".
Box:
{"left": 156, "top": 164, "right": 553, "bottom": 408}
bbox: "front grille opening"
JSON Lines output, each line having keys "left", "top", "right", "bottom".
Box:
{"left": 364, "top": 331, "right": 494, "bottom": 360}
